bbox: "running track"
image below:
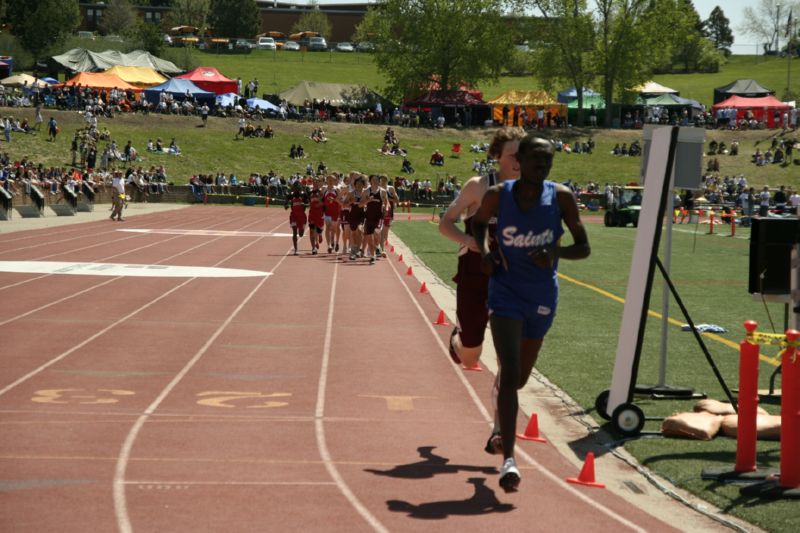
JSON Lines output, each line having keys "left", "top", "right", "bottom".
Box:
{"left": 0, "top": 206, "right": 679, "bottom": 532}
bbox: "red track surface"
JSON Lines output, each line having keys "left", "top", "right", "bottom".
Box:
{"left": 0, "top": 207, "right": 677, "bottom": 532}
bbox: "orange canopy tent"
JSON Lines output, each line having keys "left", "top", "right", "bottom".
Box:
{"left": 62, "top": 71, "right": 141, "bottom": 92}
{"left": 487, "top": 90, "right": 565, "bottom": 126}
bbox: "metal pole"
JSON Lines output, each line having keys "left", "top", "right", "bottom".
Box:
{"left": 659, "top": 179, "right": 674, "bottom": 386}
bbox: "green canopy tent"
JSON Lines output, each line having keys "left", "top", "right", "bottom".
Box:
{"left": 566, "top": 94, "right": 606, "bottom": 126}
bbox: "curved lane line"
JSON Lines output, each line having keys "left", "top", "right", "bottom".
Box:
{"left": 314, "top": 261, "right": 389, "bottom": 533}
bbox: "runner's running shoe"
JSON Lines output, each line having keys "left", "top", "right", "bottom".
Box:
{"left": 293, "top": 250, "right": 298, "bottom": 256}
{"left": 484, "top": 432, "right": 503, "bottom": 455}
{"left": 328, "top": 247, "right": 332, "bottom": 254}
{"left": 312, "top": 249, "right": 318, "bottom": 255}
{"left": 335, "top": 243, "right": 339, "bottom": 252}
{"left": 448, "top": 327, "right": 461, "bottom": 365}
{"left": 369, "top": 256, "right": 375, "bottom": 265}
{"left": 499, "top": 457, "right": 520, "bottom": 492}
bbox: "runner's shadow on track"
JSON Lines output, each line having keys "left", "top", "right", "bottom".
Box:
{"left": 365, "top": 446, "right": 497, "bottom": 479}
{"left": 385, "top": 477, "right": 515, "bottom": 519}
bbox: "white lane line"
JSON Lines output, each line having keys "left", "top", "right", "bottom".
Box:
{"left": 0, "top": 261, "right": 271, "bottom": 278}
{"left": 113, "top": 241, "right": 292, "bottom": 533}
{"left": 0, "top": 217, "right": 285, "bottom": 395}
{"left": 314, "top": 261, "right": 389, "bottom": 533}
{"left": 385, "top": 257, "right": 647, "bottom": 533}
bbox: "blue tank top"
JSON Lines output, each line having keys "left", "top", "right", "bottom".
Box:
{"left": 491, "top": 179, "right": 563, "bottom": 304}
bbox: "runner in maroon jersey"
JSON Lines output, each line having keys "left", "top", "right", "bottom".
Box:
{"left": 348, "top": 174, "right": 367, "bottom": 261}
{"left": 323, "top": 174, "right": 342, "bottom": 253}
{"left": 338, "top": 173, "right": 354, "bottom": 258}
{"left": 438, "top": 127, "right": 524, "bottom": 455}
{"left": 285, "top": 180, "right": 309, "bottom": 256}
{"left": 379, "top": 175, "right": 398, "bottom": 258}
{"left": 361, "top": 174, "right": 388, "bottom": 264}
{"left": 307, "top": 177, "right": 325, "bottom": 255}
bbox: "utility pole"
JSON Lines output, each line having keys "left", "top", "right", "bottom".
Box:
{"left": 776, "top": 4, "right": 782, "bottom": 53}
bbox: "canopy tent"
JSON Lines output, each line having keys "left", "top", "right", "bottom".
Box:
{"left": 405, "top": 90, "right": 487, "bottom": 107}
{"left": 487, "top": 90, "right": 565, "bottom": 126}
{"left": 557, "top": 87, "right": 601, "bottom": 103}
{"left": 104, "top": 65, "right": 167, "bottom": 88}
{"left": 566, "top": 94, "right": 606, "bottom": 109}
{"left": 420, "top": 79, "right": 483, "bottom": 101}
{"left": 640, "top": 93, "right": 703, "bottom": 110}
{"left": 143, "top": 78, "right": 215, "bottom": 104}
{"left": 41, "top": 77, "right": 59, "bottom": 85}
{"left": 246, "top": 98, "right": 280, "bottom": 112}
{"left": 51, "top": 49, "right": 182, "bottom": 75}
{"left": 632, "top": 80, "right": 678, "bottom": 95}
{"left": 215, "top": 92, "right": 240, "bottom": 107}
{"left": 402, "top": 90, "right": 491, "bottom": 127}
{"left": 279, "top": 80, "right": 388, "bottom": 107}
{"left": 0, "top": 74, "right": 49, "bottom": 89}
{"left": 176, "top": 67, "right": 237, "bottom": 95}
{"left": 713, "top": 79, "right": 775, "bottom": 104}
{"left": 62, "top": 71, "right": 141, "bottom": 92}
{"left": 711, "top": 94, "right": 791, "bottom": 128}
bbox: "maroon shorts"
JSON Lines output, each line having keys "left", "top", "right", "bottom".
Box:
{"left": 340, "top": 209, "right": 350, "bottom": 226}
{"left": 290, "top": 211, "right": 307, "bottom": 233}
{"left": 349, "top": 206, "right": 365, "bottom": 232}
{"left": 309, "top": 209, "right": 324, "bottom": 230}
{"left": 452, "top": 251, "right": 489, "bottom": 349}
{"left": 364, "top": 214, "right": 381, "bottom": 235}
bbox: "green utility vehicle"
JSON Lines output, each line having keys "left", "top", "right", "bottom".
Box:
{"left": 604, "top": 186, "right": 643, "bottom": 227}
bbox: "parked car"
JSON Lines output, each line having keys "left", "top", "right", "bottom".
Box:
{"left": 163, "top": 34, "right": 173, "bottom": 46}
{"left": 236, "top": 39, "right": 257, "bottom": 50}
{"left": 283, "top": 41, "right": 301, "bottom": 51}
{"left": 77, "top": 31, "right": 95, "bottom": 40}
{"left": 257, "top": 37, "right": 276, "bottom": 50}
{"left": 335, "top": 42, "right": 354, "bottom": 53}
{"left": 308, "top": 36, "right": 328, "bottom": 51}
{"left": 356, "top": 41, "right": 374, "bottom": 53}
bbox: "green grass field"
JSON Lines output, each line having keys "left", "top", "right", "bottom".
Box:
{"left": 390, "top": 217, "right": 796, "bottom": 532}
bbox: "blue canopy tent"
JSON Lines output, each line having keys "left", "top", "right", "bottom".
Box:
{"left": 557, "top": 87, "right": 601, "bottom": 104}
{"left": 41, "top": 76, "right": 59, "bottom": 85}
{"left": 215, "top": 92, "right": 240, "bottom": 107}
{"left": 143, "top": 78, "right": 215, "bottom": 105}
{"left": 246, "top": 98, "right": 280, "bottom": 112}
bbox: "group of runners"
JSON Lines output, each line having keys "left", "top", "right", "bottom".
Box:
{"left": 284, "top": 172, "right": 398, "bottom": 263}
{"left": 285, "top": 128, "right": 591, "bottom": 493}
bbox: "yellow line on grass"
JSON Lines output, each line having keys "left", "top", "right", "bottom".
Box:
{"left": 557, "top": 272, "right": 781, "bottom": 367}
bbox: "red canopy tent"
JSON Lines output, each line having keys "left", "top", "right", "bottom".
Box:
{"left": 176, "top": 67, "right": 237, "bottom": 95}
{"left": 711, "top": 95, "right": 791, "bottom": 128}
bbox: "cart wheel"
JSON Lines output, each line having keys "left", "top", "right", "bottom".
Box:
{"left": 604, "top": 211, "right": 613, "bottom": 227}
{"left": 612, "top": 403, "right": 645, "bottom": 437}
{"left": 594, "top": 390, "right": 611, "bottom": 420}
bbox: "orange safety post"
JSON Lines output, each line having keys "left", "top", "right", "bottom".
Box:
{"left": 780, "top": 329, "right": 800, "bottom": 489}
{"left": 730, "top": 212, "right": 736, "bottom": 237}
{"left": 735, "top": 321, "right": 760, "bottom": 474}
{"left": 708, "top": 211, "right": 715, "bottom": 235}
{"left": 265, "top": 195, "right": 270, "bottom": 207}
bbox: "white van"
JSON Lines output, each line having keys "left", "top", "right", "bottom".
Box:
{"left": 257, "top": 37, "right": 276, "bottom": 50}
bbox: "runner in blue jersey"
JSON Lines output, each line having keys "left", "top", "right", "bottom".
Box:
{"left": 472, "top": 133, "right": 590, "bottom": 492}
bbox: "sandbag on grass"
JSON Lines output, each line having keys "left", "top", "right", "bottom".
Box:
{"left": 720, "top": 414, "right": 781, "bottom": 440}
{"left": 693, "top": 399, "right": 767, "bottom": 416}
{"left": 662, "top": 411, "right": 723, "bottom": 440}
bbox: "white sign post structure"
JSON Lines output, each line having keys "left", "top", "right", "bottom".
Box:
{"left": 604, "top": 127, "right": 680, "bottom": 436}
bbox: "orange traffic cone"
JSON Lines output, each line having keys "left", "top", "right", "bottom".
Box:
{"left": 517, "top": 413, "right": 546, "bottom": 443}
{"left": 406, "top": 266, "right": 413, "bottom": 276}
{"left": 566, "top": 452, "right": 605, "bottom": 488}
{"left": 419, "top": 281, "right": 428, "bottom": 293}
{"left": 398, "top": 254, "right": 404, "bottom": 262}
{"left": 462, "top": 362, "right": 482, "bottom": 371}
{"left": 390, "top": 246, "right": 395, "bottom": 254}
{"left": 433, "top": 310, "right": 449, "bottom": 326}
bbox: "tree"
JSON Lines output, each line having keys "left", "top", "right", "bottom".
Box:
{"left": 740, "top": 0, "right": 800, "bottom": 53}
{"left": 133, "top": 20, "right": 165, "bottom": 56}
{"left": 165, "top": 0, "right": 211, "bottom": 33}
{"left": 704, "top": 6, "right": 733, "bottom": 56}
{"left": 523, "top": 0, "right": 598, "bottom": 126}
{"left": 208, "top": 0, "right": 259, "bottom": 39}
{"left": 669, "top": 0, "right": 707, "bottom": 72}
{"left": 6, "top": 0, "right": 80, "bottom": 62}
{"left": 291, "top": 1, "right": 332, "bottom": 39}
{"left": 354, "top": 0, "right": 513, "bottom": 103}
{"left": 98, "top": 0, "right": 137, "bottom": 37}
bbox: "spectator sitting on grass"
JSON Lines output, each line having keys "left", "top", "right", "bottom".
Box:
{"left": 402, "top": 158, "right": 415, "bottom": 174}
{"left": 430, "top": 149, "right": 444, "bottom": 166}
{"left": 169, "top": 138, "right": 181, "bottom": 155}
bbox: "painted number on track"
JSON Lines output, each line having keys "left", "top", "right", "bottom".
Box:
{"left": 196, "top": 391, "right": 291, "bottom": 409}
{"left": 32, "top": 388, "right": 135, "bottom": 405}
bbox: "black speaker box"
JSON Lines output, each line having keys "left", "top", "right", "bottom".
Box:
{"left": 748, "top": 217, "right": 799, "bottom": 295}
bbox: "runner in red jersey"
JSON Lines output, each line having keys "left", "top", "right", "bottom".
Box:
{"left": 379, "top": 175, "right": 398, "bottom": 258}
{"left": 338, "top": 173, "right": 354, "bottom": 259}
{"left": 307, "top": 177, "right": 325, "bottom": 255}
{"left": 323, "top": 174, "right": 342, "bottom": 254}
{"left": 285, "top": 180, "right": 309, "bottom": 256}
{"left": 361, "top": 174, "right": 388, "bottom": 264}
